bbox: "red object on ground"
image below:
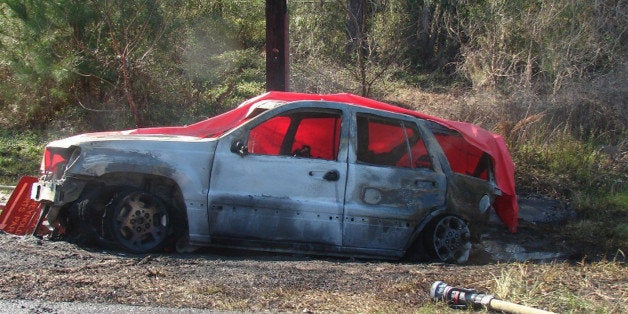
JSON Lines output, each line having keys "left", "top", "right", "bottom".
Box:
{"left": 0, "top": 176, "right": 43, "bottom": 235}
{"left": 103, "top": 92, "right": 518, "bottom": 232}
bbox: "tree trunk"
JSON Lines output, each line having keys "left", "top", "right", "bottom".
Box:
{"left": 265, "top": 0, "right": 289, "bottom": 92}
{"left": 346, "top": 0, "right": 365, "bottom": 54}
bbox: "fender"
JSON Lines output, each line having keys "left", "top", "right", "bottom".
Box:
{"left": 55, "top": 138, "right": 218, "bottom": 240}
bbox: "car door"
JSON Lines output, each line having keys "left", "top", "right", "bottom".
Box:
{"left": 207, "top": 105, "right": 348, "bottom": 249}
{"left": 343, "top": 111, "right": 447, "bottom": 252}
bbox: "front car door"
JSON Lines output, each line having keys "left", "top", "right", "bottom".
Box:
{"left": 207, "top": 103, "right": 349, "bottom": 252}
{"left": 343, "top": 109, "right": 447, "bottom": 255}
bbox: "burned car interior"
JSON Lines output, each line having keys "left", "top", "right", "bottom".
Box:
{"left": 19, "top": 92, "right": 518, "bottom": 264}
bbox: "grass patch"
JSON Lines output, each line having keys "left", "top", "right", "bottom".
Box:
{"left": 491, "top": 260, "right": 627, "bottom": 313}
{"left": 513, "top": 131, "right": 624, "bottom": 198}
{"left": 510, "top": 123, "right": 627, "bottom": 258}
{"left": 561, "top": 190, "right": 628, "bottom": 259}
{"left": 0, "top": 131, "right": 45, "bottom": 185}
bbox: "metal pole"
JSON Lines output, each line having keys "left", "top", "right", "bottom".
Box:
{"left": 265, "top": 0, "right": 289, "bottom": 91}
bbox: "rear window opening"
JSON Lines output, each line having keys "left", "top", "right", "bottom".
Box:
{"left": 356, "top": 114, "right": 432, "bottom": 169}
{"left": 426, "top": 121, "right": 492, "bottom": 180}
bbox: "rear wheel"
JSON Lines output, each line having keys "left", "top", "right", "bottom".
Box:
{"left": 108, "top": 190, "right": 171, "bottom": 253}
{"left": 426, "top": 215, "right": 471, "bottom": 264}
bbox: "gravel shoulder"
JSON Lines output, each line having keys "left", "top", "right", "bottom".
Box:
{"left": 0, "top": 299, "right": 214, "bottom": 314}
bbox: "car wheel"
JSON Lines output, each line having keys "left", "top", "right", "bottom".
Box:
{"left": 426, "top": 215, "right": 471, "bottom": 264}
{"left": 108, "top": 189, "right": 171, "bottom": 253}
{"left": 67, "top": 186, "right": 121, "bottom": 249}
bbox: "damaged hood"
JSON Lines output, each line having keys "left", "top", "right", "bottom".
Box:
{"left": 118, "top": 92, "right": 518, "bottom": 232}
{"left": 46, "top": 132, "right": 205, "bottom": 148}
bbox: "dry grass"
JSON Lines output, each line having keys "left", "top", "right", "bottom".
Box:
{"left": 381, "top": 87, "right": 461, "bottom": 119}
{"left": 491, "top": 259, "right": 627, "bottom": 313}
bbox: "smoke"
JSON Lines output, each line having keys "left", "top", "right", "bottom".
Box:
{"left": 182, "top": 20, "right": 239, "bottom": 82}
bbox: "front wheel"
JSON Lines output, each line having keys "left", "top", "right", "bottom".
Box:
{"left": 108, "top": 190, "right": 172, "bottom": 253}
{"left": 425, "top": 215, "right": 471, "bottom": 264}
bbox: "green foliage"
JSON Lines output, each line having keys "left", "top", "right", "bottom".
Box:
{"left": 290, "top": 1, "right": 346, "bottom": 63}
{"left": 0, "top": 1, "right": 75, "bottom": 129}
{"left": 513, "top": 129, "right": 625, "bottom": 199}
{"left": 0, "top": 0, "right": 266, "bottom": 131}
{"left": 511, "top": 122, "right": 627, "bottom": 255}
{"left": 2, "top": 0, "right": 624, "bottom": 128}
{"left": 0, "top": 131, "right": 44, "bottom": 185}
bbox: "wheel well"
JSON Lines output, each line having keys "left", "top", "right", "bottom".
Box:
{"left": 56, "top": 172, "right": 190, "bottom": 252}
{"left": 79, "top": 172, "right": 188, "bottom": 228}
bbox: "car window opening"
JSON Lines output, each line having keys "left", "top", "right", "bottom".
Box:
{"left": 247, "top": 110, "right": 342, "bottom": 161}
{"left": 356, "top": 114, "right": 433, "bottom": 169}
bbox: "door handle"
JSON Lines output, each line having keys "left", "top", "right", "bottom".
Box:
{"left": 415, "top": 179, "right": 437, "bottom": 189}
{"left": 323, "top": 170, "right": 340, "bottom": 181}
{"left": 308, "top": 170, "right": 340, "bottom": 181}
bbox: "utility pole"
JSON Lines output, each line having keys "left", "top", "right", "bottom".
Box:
{"left": 265, "top": 0, "right": 289, "bottom": 91}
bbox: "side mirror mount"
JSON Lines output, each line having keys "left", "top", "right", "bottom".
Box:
{"left": 231, "top": 140, "right": 249, "bottom": 157}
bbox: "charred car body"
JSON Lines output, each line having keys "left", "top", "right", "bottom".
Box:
{"left": 30, "top": 92, "right": 518, "bottom": 263}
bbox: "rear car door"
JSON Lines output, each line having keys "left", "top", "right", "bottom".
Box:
{"left": 343, "top": 111, "right": 447, "bottom": 252}
{"left": 207, "top": 104, "right": 348, "bottom": 249}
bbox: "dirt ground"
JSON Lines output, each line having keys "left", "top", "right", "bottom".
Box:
{"left": 0, "top": 195, "right": 625, "bottom": 313}
{"left": 0, "top": 231, "right": 528, "bottom": 313}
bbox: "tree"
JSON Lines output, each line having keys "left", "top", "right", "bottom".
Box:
{"left": 0, "top": 0, "right": 267, "bottom": 130}
{"left": 457, "top": 0, "right": 625, "bottom": 93}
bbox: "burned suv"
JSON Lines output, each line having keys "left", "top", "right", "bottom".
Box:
{"left": 31, "top": 92, "right": 518, "bottom": 263}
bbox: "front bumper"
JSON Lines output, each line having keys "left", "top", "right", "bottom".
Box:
{"left": 31, "top": 181, "right": 59, "bottom": 203}
{"left": 30, "top": 178, "right": 86, "bottom": 206}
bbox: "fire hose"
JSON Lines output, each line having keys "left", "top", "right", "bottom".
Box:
{"left": 430, "top": 281, "right": 556, "bottom": 314}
